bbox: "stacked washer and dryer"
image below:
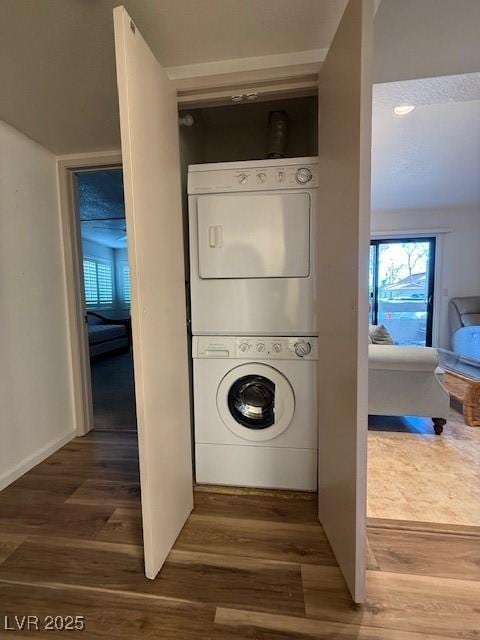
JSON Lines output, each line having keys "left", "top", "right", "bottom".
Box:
{"left": 188, "top": 157, "right": 318, "bottom": 491}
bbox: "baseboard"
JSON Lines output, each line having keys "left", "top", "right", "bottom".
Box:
{"left": 0, "top": 430, "right": 75, "bottom": 491}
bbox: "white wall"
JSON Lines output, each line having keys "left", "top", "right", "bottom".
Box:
{"left": 371, "top": 206, "right": 480, "bottom": 349}
{"left": 0, "top": 121, "right": 74, "bottom": 489}
{"left": 82, "top": 237, "right": 114, "bottom": 263}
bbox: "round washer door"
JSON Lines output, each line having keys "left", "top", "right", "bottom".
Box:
{"left": 216, "top": 363, "right": 295, "bottom": 442}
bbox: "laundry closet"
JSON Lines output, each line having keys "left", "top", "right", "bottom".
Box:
{"left": 113, "top": 0, "right": 372, "bottom": 603}
{"left": 177, "top": 97, "right": 320, "bottom": 492}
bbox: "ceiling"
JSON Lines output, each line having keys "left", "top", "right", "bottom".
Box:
{"left": 117, "top": 0, "right": 343, "bottom": 67}
{"left": 1, "top": 0, "right": 479, "bottom": 155}
{"left": 81, "top": 219, "right": 128, "bottom": 249}
{"left": 77, "top": 168, "right": 127, "bottom": 248}
{"left": 371, "top": 73, "right": 480, "bottom": 210}
{"left": 373, "top": 0, "right": 480, "bottom": 83}
{"left": 0, "top": 0, "right": 346, "bottom": 154}
{"left": 2, "top": 0, "right": 480, "bottom": 214}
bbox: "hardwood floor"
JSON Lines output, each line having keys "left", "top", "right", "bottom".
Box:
{"left": 0, "top": 432, "right": 479, "bottom": 638}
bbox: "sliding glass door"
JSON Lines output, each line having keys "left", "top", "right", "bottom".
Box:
{"left": 369, "top": 238, "right": 436, "bottom": 346}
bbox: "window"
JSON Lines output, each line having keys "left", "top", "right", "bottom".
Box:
{"left": 83, "top": 259, "right": 98, "bottom": 306}
{"left": 82, "top": 258, "right": 114, "bottom": 308}
{"left": 369, "top": 238, "right": 436, "bottom": 346}
{"left": 122, "top": 263, "right": 131, "bottom": 306}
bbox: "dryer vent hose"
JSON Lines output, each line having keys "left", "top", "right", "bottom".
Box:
{"left": 267, "top": 110, "right": 288, "bottom": 158}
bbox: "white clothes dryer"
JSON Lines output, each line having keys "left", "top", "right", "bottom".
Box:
{"left": 188, "top": 157, "right": 318, "bottom": 336}
{"left": 192, "top": 335, "right": 318, "bottom": 491}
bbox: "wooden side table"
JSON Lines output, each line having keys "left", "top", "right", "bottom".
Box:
{"left": 443, "top": 370, "right": 480, "bottom": 427}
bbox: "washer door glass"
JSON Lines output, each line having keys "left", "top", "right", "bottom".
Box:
{"left": 217, "top": 362, "right": 295, "bottom": 442}
{"left": 228, "top": 375, "right": 275, "bottom": 429}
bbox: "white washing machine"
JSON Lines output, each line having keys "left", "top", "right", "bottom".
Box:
{"left": 193, "top": 335, "right": 318, "bottom": 491}
{"left": 188, "top": 157, "right": 318, "bottom": 336}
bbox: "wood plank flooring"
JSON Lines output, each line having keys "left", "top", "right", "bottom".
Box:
{"left": 0, "top": 431, "right": 479, "bottom": 638}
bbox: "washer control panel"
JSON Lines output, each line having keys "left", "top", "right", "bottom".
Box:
{"left": 193, "top": 336, "right": 318, "bottom": 360}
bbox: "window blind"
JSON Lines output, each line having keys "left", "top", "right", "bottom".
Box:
{"left": 82, "top": 258, "right": 113, "bottom": 307}
{"left": 97, "top": 262, "right": 113, "bottom": 305}
{"left": 122, "top": 264, "right": 131, "bottom": 305}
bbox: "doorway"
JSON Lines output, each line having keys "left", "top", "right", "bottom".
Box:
{"left": 369, "top": 237, "right": 436, "bottom": 346}
{"left": 73, "top": 167, "right": 137, "bottom": 432}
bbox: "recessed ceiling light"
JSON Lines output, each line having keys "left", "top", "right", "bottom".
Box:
{"left": 393, "top": 104, "right": 416, "bottom": 116}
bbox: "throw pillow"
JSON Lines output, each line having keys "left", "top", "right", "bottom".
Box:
{"left": 369, "top": 324, "right": 394, "bottom": 345}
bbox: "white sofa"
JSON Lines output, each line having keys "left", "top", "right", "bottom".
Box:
{"left": 368, "top": 345, "right": 450, "bottom": 435}
{"left": 449, "top": 296, "right": 480, "bottom": 360}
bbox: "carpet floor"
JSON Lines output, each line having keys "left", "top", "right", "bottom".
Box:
{"left": 368, "top": 408, "right": 480, "bottom": 526}
{"left": 90, "top": 350, "right": 137, "bottom": 432}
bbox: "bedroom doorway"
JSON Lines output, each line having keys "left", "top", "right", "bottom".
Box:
{"left": 73, "top": 166, "right": 137, "bottom": 433}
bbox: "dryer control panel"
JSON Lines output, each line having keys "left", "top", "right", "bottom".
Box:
{"left": 188, "top": 157, "right": 318, "bottom": 194}
{"left": 193, "top": 336, "right": 318, "bottom": 360}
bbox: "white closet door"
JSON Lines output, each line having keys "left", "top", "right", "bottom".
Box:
{"left": 113, "top": 6, "right": 193, "bottom": 579}
{"left": 316, "top": 0, "right": 373, "bottom": 602}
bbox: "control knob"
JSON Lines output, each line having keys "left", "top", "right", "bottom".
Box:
{"left": 272, "top": 343, "right": 282, "bottom": 353}
{"left": 256, "top": 172, "right": 267, "bottom": 183}
{"left": 239, "top": 342, "right": 250, "bottom": 352}
{"left": 256, "top": 343, "right": 265, "bottom": 352}
{"left": 294, "top": 340, "right": 311, "bottom": 358}
{"left": 295, "top": 167, "right": 312, "bottom": 184}
{"left": 237, "top": 173, "right": 248, "bottom": 184}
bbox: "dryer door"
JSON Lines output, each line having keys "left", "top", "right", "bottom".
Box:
{"left": 197, "top": 193, "right": 310, "bottom": 278}
{"left": 217, "top": 363, "right": 295, "bottom": 442}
